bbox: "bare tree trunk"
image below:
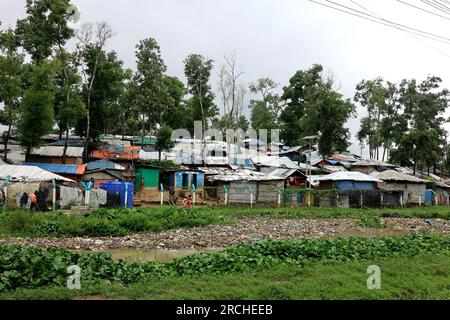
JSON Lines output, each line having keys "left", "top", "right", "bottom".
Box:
{"left": 62, "top": 121, "right": 69, "bottom": 164}
{"left": 3, "top": 123, "right": 12, "bottom": 161}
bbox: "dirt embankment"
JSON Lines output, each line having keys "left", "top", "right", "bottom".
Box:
{"left": 1, "top": 217, "right": 449, "bottom": 251}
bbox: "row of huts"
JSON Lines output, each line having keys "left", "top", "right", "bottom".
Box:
{"left": 1, "top": 135, "right": 450, "bottom": 208}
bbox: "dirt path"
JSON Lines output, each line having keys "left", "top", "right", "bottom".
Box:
{"left": 1, "top": 217, "right": 449, "bottom": 251}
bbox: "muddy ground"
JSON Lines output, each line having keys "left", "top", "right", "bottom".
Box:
{"left": 1, "top": 217, "right": 449, "bottom": 251}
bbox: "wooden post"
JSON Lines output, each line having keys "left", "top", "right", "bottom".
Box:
{"left": 224, "top": 186, "right": 228, "bottom": 206}
{"left": 248, "top": 186, "right": 254, "bottom": 208}
{"left": 160, "top": 183, "right": 164, "bottom": 207}
{"left": 192, "top": 184, "right": 196, "bottom": 208}
{"left": 124, "top": 183, "right": 128, "bottom": 208}
{"left": 360, "top": 190, "right": 363, "bottom": 208}
{"left": 277, "top": 188, "right": 282, "bottom": 208}
{"left": 432, "top": 190, "right": 438, "bottom": 206}
{"left": 3, "top": 176, "right": 10, "bottom": 211}
{"left": 51, "top": 179, "right": 56, "bottom": 211}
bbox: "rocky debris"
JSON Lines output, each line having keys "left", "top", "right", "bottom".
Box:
{"left": 1, "top": 217, "right": 450, "bottom": 252}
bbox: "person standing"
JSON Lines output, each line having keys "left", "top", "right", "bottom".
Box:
{"left": 30, "top": 192, "right": 37, "bottom": 212}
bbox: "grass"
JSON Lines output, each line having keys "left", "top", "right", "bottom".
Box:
{"left": 0, "top": 206, "right": 449, "bottom": 238}
{"left": 1, "top": 234, "right": 450, "bottom": 292}
{"left": 2, "top": 253, "right": 450, "bottom": 300}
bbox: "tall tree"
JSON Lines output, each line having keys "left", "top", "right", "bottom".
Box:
{"left": 16, "top": 0, "right": 74, "bottom": 64}
{"left": 354, "top": 78, "right": 405, "bottom": 161}
{"left": 184, "top": 53, "right": 217, "bottom": 133}
{"left": 16, "top": 0, "right": 81, "bottom": 161}
{"left": 249, "top": 77, "right": 282, "bottom": 141}
{"left": 184, "top": 54, "right": 218, "bottom": 163}
{"left": 0, "top": 28, "right": 25, "bottom": 160}
{"left": 130, "top": 37, "right": 168, "bottom": 144}
{"left": 77, "top": 22, "right": 114, "bottom": 160}
{"left": 390, "top": 76, "right": 449, "bottom": 175}
{"left": 217, "top": 53, "right": 245, "bottom": 124}
{"left": 19, "top": 62, "right": 55, "bottom": 157}
{"left": 162, "top": 75, "right": 190, "bottom": 130}
{"left": 280, "top": 64, "right": 355, "bottom": 157}
{"left": 76, "top": 49, "right": 130, "bottom": 149}
{"left": 155, "top": 124, "right": 175, "bottom": 163}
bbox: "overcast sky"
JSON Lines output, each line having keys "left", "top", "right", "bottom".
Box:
{"left": 2, "top": 0, "right": 450, "bottom": 155}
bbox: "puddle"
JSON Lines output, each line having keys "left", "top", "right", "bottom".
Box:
{"left": 332, "top": 228, "right": 411, "bottom": 238}
{"left": 102, "top": 247, "right": 222, "bottom": 263}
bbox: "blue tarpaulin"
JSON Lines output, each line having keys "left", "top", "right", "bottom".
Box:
{"left": 336, "top": 181, "right": 375, "bottom": 191}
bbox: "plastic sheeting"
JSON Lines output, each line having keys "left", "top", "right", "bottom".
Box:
{"left": 7, "top": 182, "right": 41, "bottom": 208}
{"left": 0, "top": 165, "right": 74, "bottom": 182}
{"left": 59, "top": 186, "right": 83, "bottom": 208}
{"left": 87, "top": 189, "right": 107, "bottom": 208}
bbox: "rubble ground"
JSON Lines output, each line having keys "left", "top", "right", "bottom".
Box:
{"left": 1, "top": 216, "right": 449, "bottom": 251}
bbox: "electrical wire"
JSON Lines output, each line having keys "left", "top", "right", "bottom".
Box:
{"left": 352, "top": 0, "right": 450, "bottom": 59}
{"left": 396, "top": 0, "right": 450, "bottom": 21}
{"left": 324, "top": 0, "right": 450, "bottom": 42}
{"left": 308, "top": 0, "right": 450, "bottom": 45}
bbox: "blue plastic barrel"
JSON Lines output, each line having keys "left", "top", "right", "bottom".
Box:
{"left": 100, "top": 181, "right": 134, "bottom": 208}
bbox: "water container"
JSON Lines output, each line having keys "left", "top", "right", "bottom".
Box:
{"left": 100, "top": 181, "right": 134, "bottom": 208}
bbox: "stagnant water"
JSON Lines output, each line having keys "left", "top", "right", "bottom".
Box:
{"left": 97, "top": 229, "right": 411, "bottom": 263}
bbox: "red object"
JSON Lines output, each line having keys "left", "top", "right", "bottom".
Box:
{"left": 31, "top": 193, "right": 37, "bottom": 203}
{"left": 90, "top": 147, "right": 140, "bottom": 160}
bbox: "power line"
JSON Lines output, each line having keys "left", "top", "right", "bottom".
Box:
{"left": 421, "top": 0, "right": 450, "bottom": 15}
{"left": 324, "top": 0, "right": 450, "bottom": 42}
{"left": 352, "top": 0, "right": 450, "bottom": 59}
{"left": 432, "top": 0, "right": 450, "bottom": 11}
{"left": 396, "top": 0, "right": 450, "bottom": 21}
{"left": 308, "top": 0, "right": 450, "bottom": 45}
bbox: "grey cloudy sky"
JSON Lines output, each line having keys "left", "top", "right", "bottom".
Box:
{"left": 2, "top": 0, "right": 450, "bottom": 155}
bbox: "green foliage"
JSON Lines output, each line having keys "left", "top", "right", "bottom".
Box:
{"left": 3, "top": 253, "right": 450, "bottom": 300}
{"left": 155, "top": 124, "right": 174, "bottom": 162}
{"left": 76, "top": 49, "right": 130, "bottom": 142}
{"left": 129, "top": 37, "right": 169, "bottom": 135}
{"left": 1, "top": 234, "right": 450, "bottom": 292}
{"left": 2, "top": 206, "right": 450, "bottom": 238}
{"left": 359, "top": 216, "right": 385, "bottom": 228}
{"left": 18, "top": 61, "right": 56, "bottom": 155}
{"left": 249, "top": 77, "right": 282, "bottom": 136}
{"left": 184, "top": 54, "right": 218, "bottom": 129}
{"left": 16, "top": 0, "right": 75, "bottom": 63}
{"left": 280, "top": 64, "right": 355, "bottom": 156}
{"left": 161, "top": 76, "right": 190, "bottom": 130}
{"left": 0, "top": 28, "right": 25, "bottom": 160}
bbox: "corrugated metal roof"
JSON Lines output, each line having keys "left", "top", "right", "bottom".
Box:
{"left": 321, "top": 165, "right": 347, "bottom": 173}
{"left": 350, "top": 159, "right": 395, "bottom": 167}
{"left": 269, "top": 168, "right": 299, "bottom": 178}
{"left": 86, "top": 160, "right": 125, "bottom": 171}
{"left": 370, "top": 170, "right": 428, "bottom": 183}
{"left": 0, "top": 165, "right": 74, "bottom": 182}
{"left": 31, "top": 146, "right": 84, "bottom": 158}
{"left": 315, "top": 171, "right": 381, "bottom": 182}
{"left": 207, "top": 168, "right": 285, "bottom": 182}
{"left": 21, "top": 163, "right": 86, "bottom": 175}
